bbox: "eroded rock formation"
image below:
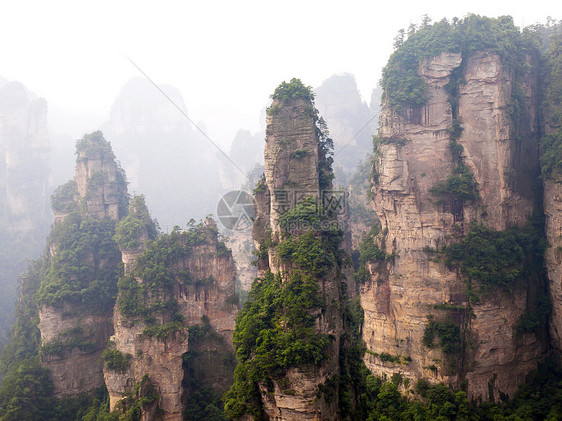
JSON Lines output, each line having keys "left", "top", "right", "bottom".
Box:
{"left": 38, "top": 131, "right": 127, "bottom": 397}
{"left": 105, "top": 214, "right": 237, "bottom": 420}
{"left": 542, "top": 32, "right": 562, "bottom": 354}
{"left": 237, "top": 82, "right": 345, "bottom": 420}
{"left": 363, "top": 51, "right": 546, "bottom": 401}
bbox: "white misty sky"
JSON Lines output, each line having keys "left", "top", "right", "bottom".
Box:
{"left": 0, "top": 0, "right": 558, "bottom": 147}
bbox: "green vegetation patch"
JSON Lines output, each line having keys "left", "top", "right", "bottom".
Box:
{"left": 50, "top": 180, "right": 78, "bottom": 213}
{"left": 102, "top": 345, "right": 132, "bottom": 371}
{"left": 541, "top": 28, "right": 562, "bottom": 177}
{"left": 224, "top": 270, "right": 330, "bottom": 419}
{"left": 182, "top": 316, "right": 234, "bottom": 421}
{"left": 382, "top": 15, "right": 534, "bottom": 113}
{"left": 114, "top": 374, "right": 161, "bottom": 420}
{"left": 430, "top": 164, "right": 479, "bottom": 203}
{"left": 114, "top": 195, "right": 158, "bottom": 251}
{"left": 278, "top": 196, "right": 322, "bottom": 231}
{"left": 116, "top": 221, "right": 229, "bottom": 341}
{"left": 40, "top": 327, "right": 97, "bottom": 357}
{"left": 35, "top": 212, "right": 121, "bottom": 313}
{"left": 252, "top": 174, "right": 267, "bottom": 194}
{"left": 423, "top": 316, "right": 462, "bottom": 354}
{"left": 353, "top": 224, "right": 389, "bottom": 284}
{"left": 290, "top": 149, "right": 307, "bottom": 159}
{"left": 116, "top": 225, "right": 205, "bottom": 317}
{"left": 442, "top": 224, "right": 525, "bottom": 292}
{"left": 75, "top": 130, "right": 116, "bottom": 159}
{"left": 277, "top": 232, "right": 334, "bottom": 277}
{"left": 269, "top": 78, "right": 315, "bottom": 104}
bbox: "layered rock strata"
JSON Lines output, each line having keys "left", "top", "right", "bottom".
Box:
{"left": 105, "top": 218, "right": 237, "bottom": 420}
{"left": 249, "top": 93, "right": 344, "bottom": 420}
{"left": 363, "top": 51, "right": 545, "bottom": 401}
{"left": 542, "top": 32, "right": 562, "bottom": 355}
{"left": 38, "top": 132, "right": 127, "bottom": 397}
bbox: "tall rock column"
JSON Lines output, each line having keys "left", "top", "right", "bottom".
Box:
{"left": 542, "top": 32, "right": 562, "bottom": 353}
{"left": 227, "top": 79, "right": 346, "bottom": 421}
{"left": 37, "top": 131, "right": 128, "bottom": 397}
{"left": 363, "top": 45, "right": 546, "bottom": 402}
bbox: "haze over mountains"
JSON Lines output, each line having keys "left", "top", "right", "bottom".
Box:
{"left": 0, "top": 72, "right": 378, "bottom": 347}
{"left": 47, "top": 74, "right": 379, "bottom": 227}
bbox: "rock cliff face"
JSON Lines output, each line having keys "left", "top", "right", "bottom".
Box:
{"left": 0, "top": 81, "right": 50, "bottom": 232}
{"left": 364, "top": 51, "right": 545, "bottom": 401}
{"left": 261, "top": 99, "right": 321, "bottom": 238}
{"left": 38, "top": 305, "right": 115, "bottom": 396}
{"left": 546, "top": 179, "right": 562, "bottom": 349}
{"left": 74, "top": 139, "right": 128, "bottom": 221}
{"left": 51, "top": 131, "right": 127, "bottom": 223}
{"left": 38, "top": 132, "right": 127, "bottom": 397}
{"left": 242, "top": 87, "right": 344, "bottom": 420}
{"left": 105, "top": 217, "right": 237, "bottom": 420}
{"left": 541, "top": 31, "right": 562, "bottom": 355}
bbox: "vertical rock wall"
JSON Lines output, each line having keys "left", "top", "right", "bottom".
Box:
{"left": 542, "top": 33, "right": 562, "bottom": 355}
{"left": 363, "top": 51, "right": 546, "bottom": 401}
{"left": 105, "top": 220, "right": 237, "bottom": 420}
{"left": 38, "top": 132, "right": 126, "bottom": 397}
{"left": 249, "top": 96, "right": 343, "bottom": 420}
{"left": 546, "top": 180, "right": 562, "bottom": 350}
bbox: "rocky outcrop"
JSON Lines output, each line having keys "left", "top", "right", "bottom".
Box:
{"left": 225, "top": 228, "right": 257, "bottom": 293}
{"left": 262, "top": 98, "right": 321, "bottom": 238}
{"left": 458, "top": 52, "right": 538, "bottom": 229}
{"left": 38, "top": 305, "right": 114, "bottom": 396}
{"left": 546, "top": 179, "right": 562, "bottom": 350}
{"left": 245, "top": 88, "right": 344, "bottom": 420}
{"left": 364, "top": 51, "right": 545, "bottom": 401}
{"left": 38, "top": 132, "right": 127, "bottom": 397}
{"left": 105, "top": 218, "right": 237, "bottom": 420}
{"left": 74, "top": 132, "right": 127, "bottom": 221}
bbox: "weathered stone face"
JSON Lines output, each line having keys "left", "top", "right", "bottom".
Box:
{"left": 38, "top": 133, "right": 127, "bottom": 398}
{"left": 264, "top": 98, "right": 320, "bottom": 237}
{"left": 458, "top": 52, "right": 538, "bottom": 230}
{"left": 75, "top": 149, "right": 126, "bottom": 221}
{"left": 364, "top": 51, "right": 546, "bottom": 401}
{"left": 249, "top": 95, "right": 342, "bottom": 420}
{"left": 38, "top": 305, "right": 114, "bottom": 397}
{"left": 105, "top": 223, "right": 238, "bottom": 420}
{"left": 546, "top": 178, "right": 562, "bottom": 351}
